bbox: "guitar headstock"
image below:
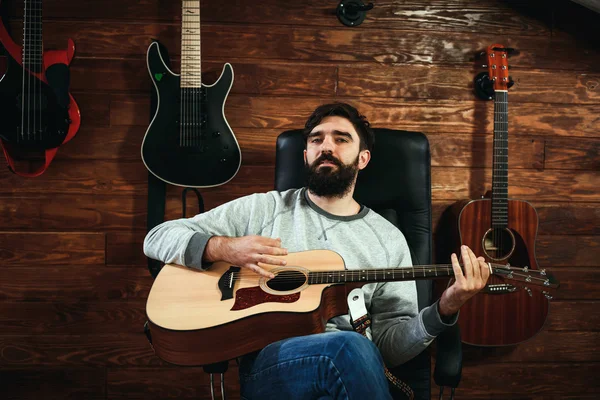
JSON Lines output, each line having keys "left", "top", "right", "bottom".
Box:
{"left": 490, "top": 263, "right": 559, "bottom": 299}
{"left": 486, "top": 44, "right": 511, "bottom": 91}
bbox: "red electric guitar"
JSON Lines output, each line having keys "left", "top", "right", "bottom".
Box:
{"left": 0, "top": 0, "right": 80, "bottom": 176}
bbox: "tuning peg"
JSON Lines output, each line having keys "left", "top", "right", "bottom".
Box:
{"left": 523, "top": 266, "right": 529, "bottom": 272}
{"left": 525, "top": 287, "right": 533, "bottom": 297}
{"left": 543, "top": 291, "right": 553, "bottom": 300}
{"left": 540, "top": 269, "right": 547, "bottom": 276}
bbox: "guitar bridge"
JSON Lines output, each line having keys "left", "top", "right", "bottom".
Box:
{"left": 481, "top": 283, "right": 517, "bottom": 294}
{"left": 218, "top": 266, "right": 240, "bottom": 300}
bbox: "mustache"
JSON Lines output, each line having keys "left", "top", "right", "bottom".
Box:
{"left": 314, "top": 153, "right": 343, "bottom": 167}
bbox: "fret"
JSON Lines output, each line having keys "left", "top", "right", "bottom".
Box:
{"left": 180, "top": 0, "right": 202, "bottom": 87}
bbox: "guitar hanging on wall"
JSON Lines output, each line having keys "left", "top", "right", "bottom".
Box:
{"left": 0, "top": 0, "right": 80, "bottom": 177}
{"left": 141, "top": 0, "right": 241, "bottom": 188}
{"left": 452, "top": 44, "right": 550, "bottom": 346}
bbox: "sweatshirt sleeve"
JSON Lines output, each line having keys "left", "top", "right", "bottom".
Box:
{"left": 143, "top": 192, "right": 275, "bottom": 270}
{"left": 370, "top": 234, "right": 457, "bottom": 368}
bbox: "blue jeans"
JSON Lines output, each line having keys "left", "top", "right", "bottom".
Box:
{"left": 238, "top": 331, "right": 393, "bottom": 400}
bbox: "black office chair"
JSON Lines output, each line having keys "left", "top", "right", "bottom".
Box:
{"left": 274, "top": 128, "right": 462, "bottom": 400}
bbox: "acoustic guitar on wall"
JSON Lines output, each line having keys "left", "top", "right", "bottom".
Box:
{"left": 452, "top": 44, "right": 551, "bottom": 346}
{"left": 141, "top": 0, "right": 241, "bottom": 188}
{"left": 145, "top": 249, "right": 558, "bottom": 366}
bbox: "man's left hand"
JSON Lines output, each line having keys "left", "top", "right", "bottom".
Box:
{"left": 439, "top": 245, "right": 491, "bottom": 317}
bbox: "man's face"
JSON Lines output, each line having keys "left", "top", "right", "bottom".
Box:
{"left": 304, "top": 116, "right": 370, "bottom": 198}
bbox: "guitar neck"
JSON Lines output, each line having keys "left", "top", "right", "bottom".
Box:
{"left": 23, "top": 0, "right": 43, "bottom": 72}
{"left": 491, "top": 90, "right": 509, "bottom": 228}
{"left": 180, "top": 0, "right": 201, "bottom": 88}
{"left": 307, "top": 265, "right": 455, "bottom": 285}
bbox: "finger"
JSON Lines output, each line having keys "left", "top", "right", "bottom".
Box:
{"left": 256, "top": 254, "right": 287, "bottom": 266}
{"left": 450, "top": 253, "right": 464, "bottom": 281}
{"left": 479, "top": 256, "right": 491, "bottom": 282}
{"left": 461, "top": 245, "right": 474, "bottom": 280}
{"left": 259, "top": 236, "right": 284, "bottom": 248}
{"left": 259, "top": 244, "right": 288, "bottom": 256}
{"left": 466, "top": 247, "right": 481, "bottom": 281}
{"left": 246, "top": 263, "right": 275, "bottom": 279}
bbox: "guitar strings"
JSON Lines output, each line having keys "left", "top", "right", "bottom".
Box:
{"left": 227, "top": 265, "right": 549, "bottom": 284}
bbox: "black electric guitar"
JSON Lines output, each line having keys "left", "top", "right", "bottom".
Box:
{"left": 141, "top": 0, "right": 241, "bottom": 187}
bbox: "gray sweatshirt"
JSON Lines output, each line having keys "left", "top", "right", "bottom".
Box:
{"left": 143, "top": 188, "right": 457, "bottom": 367}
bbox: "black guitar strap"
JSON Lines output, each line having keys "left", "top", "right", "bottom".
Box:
{"left": 146, "top": 171, "right": 166, "bottom": 279}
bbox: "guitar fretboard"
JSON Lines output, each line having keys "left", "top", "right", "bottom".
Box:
{"left": 307, "top": 265, "right": 455, "bottom": 285}
{"left": 492, "top": 90, "right": 509, "bottom": 228}
{"left": 23, "top": 0, "right": 43, "bottom": 73}
{"left": 181, "top": 0, "right": 201, "bottom": 88}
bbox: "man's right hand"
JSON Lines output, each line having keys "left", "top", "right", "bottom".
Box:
{"left": 203, "top": 236, "right": 288, "bottom": 278}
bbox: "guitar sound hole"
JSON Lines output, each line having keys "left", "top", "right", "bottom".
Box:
{"left": 482, "top": 228, "right": 515, "bottom": 260}
{"left": 266, "top": 270, "right": 307, "bottom": 292}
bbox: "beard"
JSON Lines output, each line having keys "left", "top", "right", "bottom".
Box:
{"left": 305, "top": 152, "right": 359, "bottom": 198}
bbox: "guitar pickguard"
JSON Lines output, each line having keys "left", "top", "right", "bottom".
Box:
{"left": 231, "top": 286, "right": 300, "bottom": 311}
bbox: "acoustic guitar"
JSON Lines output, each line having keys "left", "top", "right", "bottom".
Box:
{"left": 145, "top": 249, "right": 558, "bottom": 366}
{"left": 0, "top": 0, "right": 80, "bottom": 176}
{"left": 453, "top": 44, "right": 549, "bottom": 346}
{"left": 141, "top": 0, "right": 241, "bottom": 188}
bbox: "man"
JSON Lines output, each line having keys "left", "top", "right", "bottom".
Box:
{"left": 144, "top": 103, "right": 490, "bottom": 399}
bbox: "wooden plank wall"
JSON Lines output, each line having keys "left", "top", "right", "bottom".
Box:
{"left": 1, "top": 0, "right": 599, "bottom": 398}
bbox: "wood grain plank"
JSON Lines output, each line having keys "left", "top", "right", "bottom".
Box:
{"left": 0, "top": 301, "right": 147, "bottom": 335}
{"left": 339, "top": 65, "right": 600, "bottom": 104}
{"left": 546, "top": 301, "right": 600, "bottom": 331}
{"left": 107, "top": 231, "right": 146, "bottom": 266}
{"left": 3, "top": 368, "right": 106, "bottom": 400}
{"left": 107, "top": 366, "right": 241, "bottom": 400}
{"left": 0, "top": 330, "right": 597, "bottom": 367}
{"left": 5, "top": 0, "right": 552, "bottom": 36}
{"left": 550, "top": 268, "right": 600, "bottom": 300}
{"left": 534, "top": 202, "right": 600, "bottom": 236}
{"left": 544, "top": 137, "right": 600, "bottom": 170}
{"left": 454, "top": 362, "right": 600, "bottom": 398}
{"left": 0, "top": 161, "right": 274, "bottom": 196}
{"left": 430, "top": 168, "right": 599, "bottom": 201}
{"left": 0, "top": 266, "right": 152, "bottom": 302}
{"left": 71, "top": 92, "right": 111, "bottom": 128}
{"left": 536, "top": 236, "right": 599, "bottom": 267}
{"left": 110, "top": 94, "right": 600, "bottom": 138}
{"left": 0, "top": 232, "right": 105, "bottom": 266}
{"left": 71, "top": 58, "right": 336, "bottom": 96}
{"left": 461, "top": 331, "right": 600, "bottom": 363}
{"left": 57, "top": 125, "right": 279, "bottom": 165}
{"left": 0, "top": 189, "right": 262, "bottom": 232}
{"left": 428, "top": 134, "right": 544, "bottom": 168}
{"left": 0, "top": 333, "right": 161, "bottom": 367}
{"left": 7, "top": 22, "right": 599, "bottom": 70}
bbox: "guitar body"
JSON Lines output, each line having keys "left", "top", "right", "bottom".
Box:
{"left": 0, "top": 5, "right": 80, "bottom": 176}
{"left": 141, "top": 41, "right": 241, "bottom": 188}
{"left": 456, "top": 198, "right": 548, "bottom": 346}
{"left": 146, "top": 250, "right": 353, "bottom": 366}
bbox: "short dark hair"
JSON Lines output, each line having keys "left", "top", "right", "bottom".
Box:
{"left": 303, "top": 103, "right": 374, "bottom": 152}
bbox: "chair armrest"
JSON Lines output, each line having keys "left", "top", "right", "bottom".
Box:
{"left": 433, "top": 323, "right": 462, "bottom": 388}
